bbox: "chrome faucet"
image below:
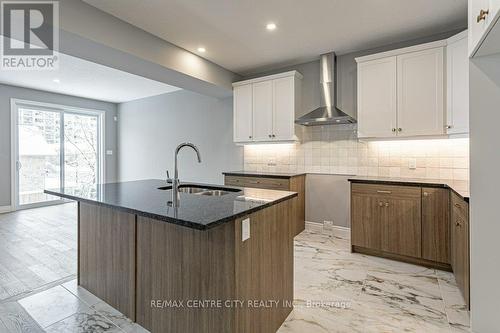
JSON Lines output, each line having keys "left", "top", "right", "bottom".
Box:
{"left": 167, "top": 143, "right": 202, "bottom": 207}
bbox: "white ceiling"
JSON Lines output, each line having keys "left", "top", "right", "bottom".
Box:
{"left": 0, "top": 48, "right": 181, "bottom": 103}
{"left": 83, "top": 0, "right": 467, "bottom": 75}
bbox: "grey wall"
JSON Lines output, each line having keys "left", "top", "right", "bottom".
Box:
{"left": 243, "top": 29, "right": 464, "bottom": 227}
{"left": 58, "top": 0, "right": 240, "bottom": 98}
{"left": 469, "top": 55, "right": 500, "bottom": 332}
{"left": 0, "top": 83, "right": 118, "bottom": 207}
{"left": 117, "top": 90, "right": 242, "bottom": 184}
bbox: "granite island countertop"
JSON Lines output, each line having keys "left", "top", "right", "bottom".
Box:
{"left": 348, "top": 176, "right": 469, "bottom": 202}
{"left": 45, "top": 179, "right": 297, "bottom": 230}
{"left": 223, "top": 171, "right": 306, "bottom": 179}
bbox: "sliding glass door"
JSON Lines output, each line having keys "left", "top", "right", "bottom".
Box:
{"left": 13, "top": 100, "right": 104, "bottom": 209}
{"left": 63, "top": 113, "right": 100, "bottom": 198}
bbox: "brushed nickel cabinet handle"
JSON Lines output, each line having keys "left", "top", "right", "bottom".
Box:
{"left": 398, "top": 128, "right": 402, "bottom": 132}
{"left": 446, "top": 125, "right": 452, "bottom": 129}
{"left": 268, "top": 134, "right": 272, "bottom": 138}
{"left": 392, "top": 128, "right": 396, "bottom": 133}
{"left": 385, "top": 202, "right": 389, "bottom": 207}
{"left": 377, "top": 190, "right": 392, "bottom": 194}
{"left": 379, "top": 202, "right": 383, "bottom": 207}
{"left": 423, "top": 192, "right": 429, "bottom": 197}
{"left": 477, "top": 9, "right": 489, "bottom": 23}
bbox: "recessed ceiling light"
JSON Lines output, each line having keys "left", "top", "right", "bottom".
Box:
{"left": 266, "top": 23, "right": 277, "bottom": 31}
{"left": 197, "top": 47, "right": 206, "bottom": 53}
{"left": 53, "top": 78, "right": 60, "bottom": 83}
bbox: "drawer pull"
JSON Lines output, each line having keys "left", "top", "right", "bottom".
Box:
{"left": 385, "top": 202, "right": 389, "bottom": 207}
{"left": 454, "top": 203, "right": 463, "bottom": 209}
{"left": 377, "top": 190, "right": 392, "bottom": 194}
{"left": 378, "top": 202, "right": 383, "bottom": 207}
{"left": 423, "top": 192, "right": 429, "bottom": 197}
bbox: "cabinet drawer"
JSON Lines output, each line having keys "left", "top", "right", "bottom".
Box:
{"left": 351, "top": 183, "right": 421, "bottom": 198}
{"left": 224, "top": 175, "right": 290, "bottom": 190}
{"left": 451, "top": 192, "right": 469, "bottom": 220}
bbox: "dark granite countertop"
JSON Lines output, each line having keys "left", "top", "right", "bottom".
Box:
{"left": 348, "top": 176, "right": 469, "bottom": 202}
{"left": 223, "top": 171, "right": 306, "bottom": 179}
{"left": 45, "top": 179, "right": 297, "bottom": 230}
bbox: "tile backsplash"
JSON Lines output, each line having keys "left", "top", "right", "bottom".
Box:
{"left": 243, "top": 125, "right": 469, "bottom": 181}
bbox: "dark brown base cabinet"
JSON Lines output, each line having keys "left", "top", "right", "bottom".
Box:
{"left": 224, "top": 174, "right": 305, "bottom": 236}
{"left": 350, "top": 182, "right": 470, "bottom": 308}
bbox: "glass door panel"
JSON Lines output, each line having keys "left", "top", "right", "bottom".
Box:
{"left": 17, "top": 108, "right": 62, "bottom": 206}
{"left": 63, "top": 113, "right": 99, "bottom": 198}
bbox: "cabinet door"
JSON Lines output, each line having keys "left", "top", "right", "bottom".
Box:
{"left": 233, "top": 85, "right": 253, "bottom": 142}
{"left": 357, "top": 57, "right": 397, "bottom": 138}
{"left": 422, "top": 188, "right": 450, "bottom": 263}
{"left": 447, "top": 35, "right": 469, "bottom": 135}
{"left": 397, "top": 48, "right": 444, "bottom": 137}
{"left": 469, "top": 0, "right": 491, "bottom": 56}
{"left": 381, "top": 190, "right": 422, "bottom": 258}
{"left": 351, "top": 193, "right": 382, "bottom": 250}
{"left": 252, "top": 81, "right": 273, "bottom": 141}
{"left": 273, "top": 76, "right": 295, "bottom": 141}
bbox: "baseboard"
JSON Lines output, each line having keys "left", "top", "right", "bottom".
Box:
{"left": 305, "top": 221, "right": 350, "bottom": 238}
{"left": 0, "top": 205, "right": 13, "bottom": 214}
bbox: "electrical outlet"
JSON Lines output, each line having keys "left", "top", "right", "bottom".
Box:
{"left": 242, "top": 218, "right": 250, "bottom": 241}
{"left": 408, "top": 158, "right": 417, "bottom": 170}
{"left": 267, "top": 158, "right": 276, "bottom": 166}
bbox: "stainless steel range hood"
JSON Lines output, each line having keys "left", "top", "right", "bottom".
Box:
{"left": 295, "top": 53, "right": 356, "bottom": 126}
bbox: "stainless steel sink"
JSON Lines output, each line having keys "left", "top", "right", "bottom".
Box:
{"left": 198, "top": 190, "right": 231, "bottom": 196}
{"left": 178, "top": 186, "right": 208, "bottom": 194}
{"left": 157, "top": 184, "right": 240, "bottom": 197}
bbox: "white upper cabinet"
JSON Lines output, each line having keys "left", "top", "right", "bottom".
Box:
{"left": 232, "top": 71, "right": 302, "bottom": 143}
{"left": 357, "top": 57, "right": 397, "bottom": 138}
{"left": 356, "top": 41, "right": 446, "bottom": 139}
{"left": 252, "top": 80, "right": 274, "bottom": 141}
{"left": 469, "top": 0, "right": 500, "bottom": 57}
{"left": 273, "top": 76, "right": 297, "bottom": 141}
{"left": 447, "top": 31, "right": 470, "bottom": 135}
{"left": 233, "top": 85, "right": 253, "bottom": 142}
{"left": 397, "top": 47, "right": 444, "bottom": 137}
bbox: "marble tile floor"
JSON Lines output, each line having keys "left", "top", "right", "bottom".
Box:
{"left": 0, "top": 204, "right": 470, "bottom": 332}
{"left": 278, "top": 225, "right": 471, "bottom": 333}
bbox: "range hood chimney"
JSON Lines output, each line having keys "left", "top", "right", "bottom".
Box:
{"left": 295, "top": 52, "right": 356, "bottom": 126}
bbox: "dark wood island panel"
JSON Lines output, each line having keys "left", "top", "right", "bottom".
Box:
{"left": 78, "top": 202, "right": 136, "bottom": 320}
{"left": 136, "top": 200, "right": 294, "bottom": 333}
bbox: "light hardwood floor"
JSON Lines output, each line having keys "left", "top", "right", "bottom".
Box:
{"left": 0, "top": 203, "right": 77, "bottom": 302}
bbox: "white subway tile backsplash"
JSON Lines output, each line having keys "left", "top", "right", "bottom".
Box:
{"left": 243, "top": 126, "right": 469, "bottom": 181}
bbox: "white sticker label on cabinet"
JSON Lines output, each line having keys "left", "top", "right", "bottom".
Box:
{"left": 242, "top": 218, "right": 250, "bottom": 241}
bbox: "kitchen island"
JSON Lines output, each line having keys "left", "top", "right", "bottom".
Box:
{"left": 45, "top": 179, "right": 297, "bottom": 333}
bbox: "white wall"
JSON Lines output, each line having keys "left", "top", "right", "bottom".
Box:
{"left": 469, "top": 55, "right": 500, "bottom": 333}
{"left": 0, "top": 83, "right": 118, "bottom": 208}
{"left": 118, "top": 90, "right": 243, "bottom": 184}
